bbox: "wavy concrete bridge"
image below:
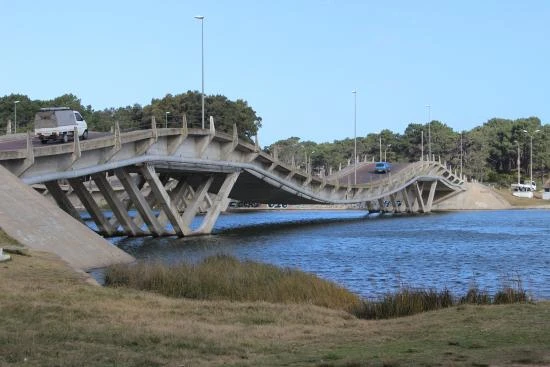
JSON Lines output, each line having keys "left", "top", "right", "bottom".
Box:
{"left": 0, "top": 120, "right": 465, "bottom": 239}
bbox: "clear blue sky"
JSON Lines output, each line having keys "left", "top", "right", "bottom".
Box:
{"left": 2, "top": 0, "right": 549, "bottom": 146}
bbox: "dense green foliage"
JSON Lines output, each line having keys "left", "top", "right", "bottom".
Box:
{"left": 266, "top": 118, "right": 549, "bottom": 185}
{"left": 0, "top": 92, "right": 261, "bottom": 142}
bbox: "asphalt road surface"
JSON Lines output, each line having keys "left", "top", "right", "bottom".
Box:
{"left": 337, "top": 162, "right": 409, "bottom": 185}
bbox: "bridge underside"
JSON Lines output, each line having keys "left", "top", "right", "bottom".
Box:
{"left": 35, "top": 163, "right": 462, "bottom": 238}
{"left": 1, "top": 123, "right": 465, "bottom": 238}
{"left": 155, "top": 163, "right": 323, "bottom": 205}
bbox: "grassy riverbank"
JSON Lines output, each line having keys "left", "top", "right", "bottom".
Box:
{"left": 495, "top": 187, "right": 550, "bottom": 208}
{"left": 1, "top": 245, "right": 549, "bottom": 366}
{"left": 105, "top": 256, "right": 530, "bottom": 320}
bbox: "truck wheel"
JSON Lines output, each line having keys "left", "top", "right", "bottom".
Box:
{"left": 40, "top": 139, "right": 47, "bottom": 144}
{"left": 81, "top": 130, "right": 88, "bottom": 140}
{"left": 62, "top": 133, "right": 69, "bottom": 143}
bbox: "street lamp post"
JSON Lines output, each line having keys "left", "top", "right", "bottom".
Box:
{"left": 426, "top": 105, "right": 431, "bottom": 161}
{"left": 379, "top": 134, "right": 382, "bottom": 162}
{"left": 421, "top": 130, "right": 424, "bottom": 161}
{"left": 522, "top": 129, "right": 541, "bottom": 189}
{"left": 515, "top": 140, "right": 521, "bottom": 185}
{"left": 384, "top": 144, "right": 391, "bottom": 162}
{"left": 194, "top": 15, "right": 205, "bottom": 129}
{"left": 165, "top": 111, "right": 170, "bottom": 128}
{"left": 352, "top": 90, "right": 357, "bottom": 184}
{"left": 14, "top": 100, "right": 20, "bottom": 134}
{"left": 460, "top": 132, "right": 463, "bottom": 178}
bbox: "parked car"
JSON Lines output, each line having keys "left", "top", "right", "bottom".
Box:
{"left": 375, "top": 161, "right": 392, "bottom": 173}
{"left": 34, "top": 107, "right": 88, "bottom": 144}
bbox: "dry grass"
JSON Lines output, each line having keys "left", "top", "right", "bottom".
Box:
{"left": 106, "top": 258, "right": 530, "bottom": 321}
{"left": 105, "top": 255, "right": 361, "bottom": 311}
{"left": 1, "top": 237, "right": 550, "bottom": 366}
{"left": 495, "top": 188, "right": 550, "bottom": 207}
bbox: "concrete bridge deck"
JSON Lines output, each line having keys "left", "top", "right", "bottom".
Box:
{"left": 0, "top": 120, "right": 468, "bottom": 269}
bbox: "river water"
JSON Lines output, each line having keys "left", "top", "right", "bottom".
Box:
{"left": 98, "top": 209, "right": 550, "bottom": 300}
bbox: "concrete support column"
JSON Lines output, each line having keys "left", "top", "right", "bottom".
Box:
{"left": 68, "top": 178, "right": 116, "bottom": 236}
{"left": 194, "top": 172, "right": 240, "bottom": 235}
{"left": 92, "top": 173, "right": 143, "bottom": 236}
{"left": 44, "top": 181, "right": 82, "bottom": 221}
{"left": 108, "top": 174, "right": 146, "bottom": 228}
{"left": 425, "top": 180, "right": 438, "bottom": 213}
{"left": 400, "top": 187, "right": 413, "bottom": 213}
{"left": 377, "top": 198, "right": 385, "bottom": 213}
{"left": 115, "top": 168, "right": 164, "bottom": 236}
{"left": 141, "top": 164, "right": 189, "bottom": 236}
{"left": 413, "top": 182, "right": 426, "bottom": 213}
{"left": 180, "top": 176, "right": 214, "bottom": 228}
{"left": 389, "top": 193, "right": 399, "bottom": 213}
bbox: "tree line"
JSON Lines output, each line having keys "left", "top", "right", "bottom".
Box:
{"left": 265, "top": 117, "right": 549, "bottom": 187}
{"left": 1, "top": 92, "right": 548, "bottom": 186}
{"left": 0, "top": 92, "right": 262, "bottom": 142}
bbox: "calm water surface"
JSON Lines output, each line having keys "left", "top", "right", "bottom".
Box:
{"left": 99, "top": 209, "right": 550, "bottom": 300}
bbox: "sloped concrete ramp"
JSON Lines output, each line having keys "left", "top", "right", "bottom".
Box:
{"left": 433, "top": 182, "right": 511, "bottom": 210}
{"left": 0, "top": 165, "right": 134, "bottom": 271}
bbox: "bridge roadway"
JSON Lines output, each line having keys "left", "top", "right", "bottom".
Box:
{"left": 0, "top": 119, "right": 465, "bottom": 238}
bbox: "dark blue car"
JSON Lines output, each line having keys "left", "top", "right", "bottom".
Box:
{"left": 375, "top": 161, "right": 391, "bottom": 173}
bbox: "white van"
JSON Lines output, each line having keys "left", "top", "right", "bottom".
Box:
{"left": 34, "top": 107, "right": 88, "bottom": 144}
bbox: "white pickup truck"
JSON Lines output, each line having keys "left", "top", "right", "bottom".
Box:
{"left": 34, "top": 107, "right": 88, "bottom": 144}
{"left": 511, "top": 181, "right": 537, "bottom": 198}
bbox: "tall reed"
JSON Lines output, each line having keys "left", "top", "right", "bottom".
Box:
{"left": 105, "top": 254, "right": 361, "bottom": 311}
{"left": 105, "top": 256, "right": 531, "bottom": 320}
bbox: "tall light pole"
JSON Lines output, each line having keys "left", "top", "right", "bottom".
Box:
{"left": 352, "top": 90, "right": 357, "bottom": 184}
{"left": 194, "top": 15, "right": 205, "bottom": 129}
{"left": 421, "top": 130, "right": 424, "bottom": 161}
{"left": 165, "top": 111, "right": 170, "bottom": 128}
{"left": 515, "top": 140, "right": 521, "bottom": 185}
{"left": 522, "top": 129, "right": 540, "bottom": 189}
{"left": 460, "top": 132, "right": 463, "bottom": 178}
{"left": 14, "top": 100, "right": 20, "bottom": 134}
{"left": 426, "top": 105, "right": 431, "bottom": 161}
{"left": 384, "top": 144, "right": 391, "bottom": 162}
{"left": 379, "top": 133, "right": 382, "bottom": 162}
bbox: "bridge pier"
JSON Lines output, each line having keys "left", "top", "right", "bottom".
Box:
{"left": 68, "top": 178, "right": 116, "bottom": 236}
{"left": 92, "top": 173, "right": 143, "bottom": 236}
{"left": 44, "top": 180, "right": 83, "bottom": 221}
{"left": 194, "top": 171, "right": 240, "bottom": 235}
{"left": 40, "top": 164, "right": 242, "bottom": 238}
